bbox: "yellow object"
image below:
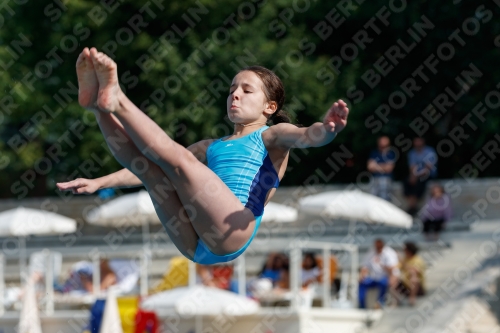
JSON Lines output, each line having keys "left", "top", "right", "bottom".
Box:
{"left": 150, "top": 256, "right": 189, "bottom": 294}
{"left": 400, "top": 255, "right": 426, "bottom": 291}
{"left": 117, "top": 296, "right": 139, "bottom": 333}
{"left": 316, "top": 256, "right": 338, "bottom": 284}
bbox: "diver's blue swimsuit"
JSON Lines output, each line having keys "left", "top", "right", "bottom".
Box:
{"left": 193, "top": 126, "right": 280, "bottom": 264}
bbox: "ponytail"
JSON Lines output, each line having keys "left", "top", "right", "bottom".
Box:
{"left": 269, "top": 109, "right": 291, "bottom": 125}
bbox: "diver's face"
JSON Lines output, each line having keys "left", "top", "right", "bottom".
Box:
{"left": 227, "top": 71, "right": 268, "bottom": 123}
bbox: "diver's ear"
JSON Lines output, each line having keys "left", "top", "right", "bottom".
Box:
{"left": 263, "top": 101, "right": 277, "bottom": 116}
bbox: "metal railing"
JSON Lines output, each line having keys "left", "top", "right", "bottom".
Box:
{"left": 289, "top": 241, "right": 358, "bottom": 309}
{"left": 0, "top": 241, "right": 358, "bottom": 315}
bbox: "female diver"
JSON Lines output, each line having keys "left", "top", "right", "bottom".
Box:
{"left": 57, "top": 47, "right": 350, "bottom": 264}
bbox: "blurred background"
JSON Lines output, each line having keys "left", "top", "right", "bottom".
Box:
{"left": 1, "top": 1, "right": 500, "bottom": 332}
{"left": 1, "top": 0, "right": 499, "bottom": 197}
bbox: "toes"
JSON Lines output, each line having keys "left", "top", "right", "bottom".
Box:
{"left": 76, "top": 53, "right": 85, "bottom": 67}
{"left": 89, "top": 50, "right": 115, "bottom": 69}
{"left": 84, "top": 54, "right": 94, "bottom": 69}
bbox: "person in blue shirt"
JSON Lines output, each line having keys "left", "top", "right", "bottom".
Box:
{"left": 367, "top": 136, "right": 396, "bottom": 201}
{"left": 259, "top": 252, "right": 288, "bottom": 285}
{"left": 404, "top": 137, "right": 438, "bottom": 216}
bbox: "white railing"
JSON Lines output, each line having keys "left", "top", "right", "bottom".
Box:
{"left": 0, "top": 253, "right": 4, "bottom": 316}
{"left": 234, "top": 241, "right": 359, "bottom": 309}
{"left": 0, "top": 241, "right": 358, "bottom": 315}
{"left": 289, "top": 241, "right": 358, "bottom": 309}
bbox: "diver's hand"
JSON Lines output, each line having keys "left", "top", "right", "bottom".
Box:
{"left": 56, "top": 178, "right": 100, "bottom": 194}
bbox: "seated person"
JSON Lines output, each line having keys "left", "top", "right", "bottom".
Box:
{"left": 275, "top": 261, "right": 290, "bottom": 290}
{"left": 392, "top": 242, "right": 426, "bottom": 306}
{"left": 259, "top": 252, "right": 288, "bottom": 286}
{"left": 196, "top": 264, "right": 233, "bottom": 290}
{"left": 58, "top": 260, "right": 117, "bottom": 294}
{"left": 315, "top": 254, "right": 339, "bottom": 291}
{"left": 359, "top": 239, "right": 399, "bottom": 309}
{"left": 301, "top": 253, "right": 320, "bottom": 287}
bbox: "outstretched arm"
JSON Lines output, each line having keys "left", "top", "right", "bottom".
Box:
{"left": 56, "top": 139, "right": 215, "bottom": 194}
{"left": 56, "top": 168, "right": 142, "bottom": 194}
{"left": 265, "top": 100, "right": 349, "bottom": 149}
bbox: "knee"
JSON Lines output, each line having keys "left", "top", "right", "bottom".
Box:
{"left": 139, "top": 161, "right": 165, "bottom": 183}
{"left": 178, "top": 149, "right": 199, "bottom": 167}
{"left": 165, "top": 148, "right": 199, "bottom": 175}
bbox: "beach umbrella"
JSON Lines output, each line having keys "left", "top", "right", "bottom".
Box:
{"left": 298, "top": 190, "right": 412, "bottom": 228}
{"left": 142, "top": 285, "right": 259, "bottom": 333}
{"left": 141, "top": 285, "right": 259, "bottom": 316}
{"left": 85, "top": 190, "right": 160, "bottom": 227}
{"left": 0, "top": 207, "right": 77, "bottom": 283}
{"left": 262, "top": 202, "right": 298, "bottom": 223}
{"left": 0, "top": 207, "right": 76, "bottom": 236}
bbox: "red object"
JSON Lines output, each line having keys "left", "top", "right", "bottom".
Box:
{"left": 135, "top": 310, "right": 159, "bottom": 333}
{"left": 212, "top": 266, "right": 233, "bottom": 290}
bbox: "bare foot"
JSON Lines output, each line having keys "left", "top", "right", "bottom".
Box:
{"left": 90, "top": 48, "right": 122, "bottom": 112}
{"left": 76, "top": 47, "right": 99, "bottom": 110}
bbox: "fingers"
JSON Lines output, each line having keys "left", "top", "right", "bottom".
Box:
{"left": 72, "top": 187, "right": 87, "bottom": 195}
{"left": 331, "top": 99, "right": 349, "bottom": 119}
{"left": 56, "top": 182, "right": 72, "bottom": 190}
{"left": 56, "top": 179, "right": 84, "bottom": 191}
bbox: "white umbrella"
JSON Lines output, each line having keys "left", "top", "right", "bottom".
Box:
{"left": 262, "top": 202, "right": 297, "bottom": 223}
{"left": 0, "top": 207, "right": 76, "bottom": 236}
{"left": 298, "top": 190, "right": 412, "bottom": 228}
{"left": 0, "top": 207, "right": 77, "bottom": 284}
{"left": 142, "top": 286, "right": 259, "bottom": 333}
{"left": 85, "top": 190, "right": 160, "bottom": 227}
{"left": 142, "top": 285, "right": 259, "bottom": 316}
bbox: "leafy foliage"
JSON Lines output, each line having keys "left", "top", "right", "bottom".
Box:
{"left": 1, "top": 0, "right": 499, "bottom": 197}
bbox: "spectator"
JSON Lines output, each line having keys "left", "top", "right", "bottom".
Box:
{"left": 392, "top": 242, "right": 426, "bottom": 306}
{"left": 301, "top": 252, "right": 320, "bottom": 287}
{"left": 259, "top": 252, "right": 287, "bottom": 286}
{"left": 419, "top": 184, "right": 452, "bottom": 241}
{"left": 359, "top": 239, "right": 399, "bottom": 309}
{"left": 196, "top": 264, "right": 234, "bottom": 290}
{"left": 275, "top": 261, "right": 290, "bottom": 290}
{"left": 58, "top": 260, "right": 117, "bottom": 294}
{"left": 404, "top": 137, "right": 438, "bottom": 216}
{"left": 316, "top": 255, "right": 340, "bottom": 293}
{"left": 367, "top": 136, "right": 396, "bottom": 201}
